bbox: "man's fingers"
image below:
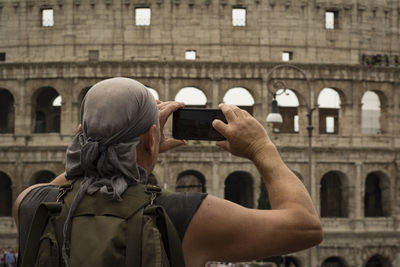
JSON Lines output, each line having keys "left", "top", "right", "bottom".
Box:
{"left": 219, "top": 103, "right": 240, "bottom": 122}
{"left": 212, "top": 119, "right": 229, "bottom": 137}
{"left": 159, "top": 102, "right": 184, "bottom": 116}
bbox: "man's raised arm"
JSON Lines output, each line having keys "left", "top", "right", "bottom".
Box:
{"left": 181, "top": 104, "right": 323, "bottom": 267}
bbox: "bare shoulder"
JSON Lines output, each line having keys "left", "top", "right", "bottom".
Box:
{"left": 12, "top": 183, "right": 52, "bottom": 226}
{"left": 182, "top": 195, "right": 323, "bottom": 266}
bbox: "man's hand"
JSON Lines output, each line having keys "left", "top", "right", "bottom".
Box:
{"left": 212, "top": 104, "right": 274, "bottom": 161}
{"left": 157, "top": 100, "right": 186, "bottom": 153}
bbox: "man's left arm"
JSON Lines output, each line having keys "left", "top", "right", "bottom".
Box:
{"left": 12, "top": 172, "right": 66, "bottom": 226}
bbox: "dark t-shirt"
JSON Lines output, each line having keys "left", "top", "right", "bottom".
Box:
{"left": 18, "top": 184, "right": 207, "bottom": 264}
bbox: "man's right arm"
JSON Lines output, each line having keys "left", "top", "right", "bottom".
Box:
{"left": 181, "top": 104, "right": 323, "bottom": 266}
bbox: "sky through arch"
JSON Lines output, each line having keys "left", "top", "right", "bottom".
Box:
{"left": 175, "top": 87, "right": 207, "bottom": 105}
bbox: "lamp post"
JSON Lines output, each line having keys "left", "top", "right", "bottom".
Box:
{"left": 265, "top": 64, "right": 316, "bottom": 267}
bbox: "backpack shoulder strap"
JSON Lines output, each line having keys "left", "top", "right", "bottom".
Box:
{"left": 125, "top": 205, "right": 185, "bottom": 267}
{"left": 125, "top": 185, "right": 185, "bottom": 267}
{"left": 150, "top": 205, "right": 185, "bottom": 267}
{"left": 125, "top": 208, "right": 144, "bottom": 267}
{"left": 21, "top": 202, "right": 62, "bottom": 267}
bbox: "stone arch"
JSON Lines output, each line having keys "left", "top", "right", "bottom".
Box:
{"left": 29, "top": 170, "right": 56, "bottom": 185}
{"left": 176, "top": 170, "right": 206, "bottom": 193}
{"left": 0, "top": 171, "right": 12, "bottom": 216}
{"left": 32, "top": 87, "right": 62, "bottom": 133}
{"left": 174, "top": 87, "right": 208, "bottom": 107}
{"left": 283, "top": 256, "right": 302, "bottom": 267}
{"left": 317, "top": 88, "right": 342, "bottom": 134}
{"left": 0, "top": 89, "right": 15, "bottom": 133}
{"left": 222, "top": 87, "right": 255, "bottom": 114}
{"left": 322, "top": 256, "right": 348, "bottom": 267}
{"left": 364, "top": 171, "right": 391, "bottom": 217}
{"left": 274, "top": 88, "right": 300, "bottom": 133}
{"left": 224, "top": 171, "right": 254, "bottom": 208}
{"left": 320, "top": 171, "right": 349, "bottom": 217}
{"left": 364, "top": 254, "right": 392, "bottom": 267}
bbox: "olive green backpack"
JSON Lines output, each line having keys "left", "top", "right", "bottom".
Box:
{"left": 20, "top": 180, "right": 185, "bottom": 267}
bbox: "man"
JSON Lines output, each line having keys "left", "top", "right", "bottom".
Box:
{"left": 4, "top": 248, "right": 15, "bottom": 267}
{"left": 14, "top": 77, "right": 323, "bottom": 266}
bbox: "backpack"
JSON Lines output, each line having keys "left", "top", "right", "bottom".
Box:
{"left": 20, "top": 179, "right": 185, "bottom": 267}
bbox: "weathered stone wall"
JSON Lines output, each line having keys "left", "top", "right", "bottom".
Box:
{"left": 0, "top": 0, "right": 399, "bottom": 64}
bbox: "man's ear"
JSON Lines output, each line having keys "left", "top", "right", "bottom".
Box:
{"left": 142, "top": 124, "right": 157, "bottom": 154}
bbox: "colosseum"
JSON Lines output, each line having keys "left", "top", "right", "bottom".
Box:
{"left": 0, "top": 0, "right": 399, "bottom": 266}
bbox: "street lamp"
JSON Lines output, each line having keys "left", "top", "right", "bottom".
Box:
{"left": 266, "top": 95, "right": 283, "bottom": 123}
{"left": 265, "top": 64, "right": 317, "bottom": 267}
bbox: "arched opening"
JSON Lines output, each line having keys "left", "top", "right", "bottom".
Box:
{"left": 175, "top": 87, "right": 207, "bottom": 108}
{"left": 283, "top": 256, "right": 301, "bottom": 267}
{"left": 225, "top": 171, "right": 253, "bottom": 208}
{"left": 0, "top": 171, "right": 12, "bottom": 216}
{"left": 33, "top": 87, "right": 61, "bottom": 133}
{"left": 364, "top": 172, "right": 390, "bottom": 217}
{"left": 223, "top": 87, "right": 255, "bottom": 114}
{"left": 365, "top": 254, "right": 392, "bottom": 267}
{"left": 318, "top": 88, "right": 341, "bottom": 134}
{"left": 322, "top": 256, "right": 347, "bottom": 267}
{"left": 176, "top": 170, "right": 206, "bottom": 193}
{"left": 147, "top": 173, "right": 158, "bottom": 186}
{"left": 274, "top": 89, "right": 300, "bottom": 133}
{"left": 0, "top": 89, "right": 14, "bottom": 133}
{"left": 320, "top": 171, "right": 348, "bottom": 217}
{"left": 30, "top": 170, "right": 56, "bottom": 185}
{"left": 362, "top": 91, "right": 381, "bottom": 135}
{"left": 146, "top": 87, "right": 159, "bottom": 100}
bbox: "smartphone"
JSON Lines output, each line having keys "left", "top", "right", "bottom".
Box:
{"left": 173, "top": 108, "right": 227, "bottom": 141}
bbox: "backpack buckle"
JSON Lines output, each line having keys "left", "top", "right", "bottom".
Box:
{"left": 57, "top": 183, "right": 73, "bottom": 203}
{"left": 145, "top": 185, "right": 161, "bottom": 206}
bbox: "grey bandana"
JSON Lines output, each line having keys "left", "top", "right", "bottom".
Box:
{"left": 62, "top": 77, "right": 158, "bottom": 266}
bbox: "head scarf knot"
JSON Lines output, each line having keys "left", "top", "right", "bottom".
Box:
{"left": 62, "top": 77, "right": 158, "bottom": 267}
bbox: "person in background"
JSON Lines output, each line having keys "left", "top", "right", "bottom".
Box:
{"left": 4, "top": 247, "right": 16, "bottom": 267}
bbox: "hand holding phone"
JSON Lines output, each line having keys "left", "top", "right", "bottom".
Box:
{"left": 172, "top": 108, "right": 227, "bottom": 141}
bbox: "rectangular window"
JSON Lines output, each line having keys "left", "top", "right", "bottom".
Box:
{"left": 294, "top": 115, "right": 299, "bottom": 133}
{"left": 0, "top": 53, "right": 5, "bottom": 62}
{"left": 42, "top": 9, "right": 54, "bottom": 27}
{"left": 326, "top": 116, "right": 335, "bottom": 133}
{"left": 325, "top": 10, "right": 338, "bottom": 29}
{"left": 135, "top": 8, "right": 151, "bottom": 26}
{"left": 232, "top": 8, "right": 246, "bottom": 26}
{"left": 185, "top": 50, "right": 196, "bottom": 60}
{"left": 282, "top": 51, "right": 293, "bottom": 62}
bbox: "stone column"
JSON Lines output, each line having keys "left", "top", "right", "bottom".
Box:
{"left": 162, "top": 75, "right": 172, "bottom": 135}
{"left": 18, "top": 79, "right": 32, "bottom": 135}
{"left": 211, "top": 160, "right": 219, "bottom": 197}
{"left": 211, "top": 77, "right": 220, "bottom": 109}
{"left": 60, "top": 78, "right": 75, "bottom": 135}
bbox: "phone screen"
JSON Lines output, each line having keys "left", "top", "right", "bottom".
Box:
{"left": 172, "top": 108, "right": 227, "bottom": 141}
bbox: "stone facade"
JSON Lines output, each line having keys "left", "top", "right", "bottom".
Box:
{"left": 0, "top": 0, "right": 399, "bottom": 266}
